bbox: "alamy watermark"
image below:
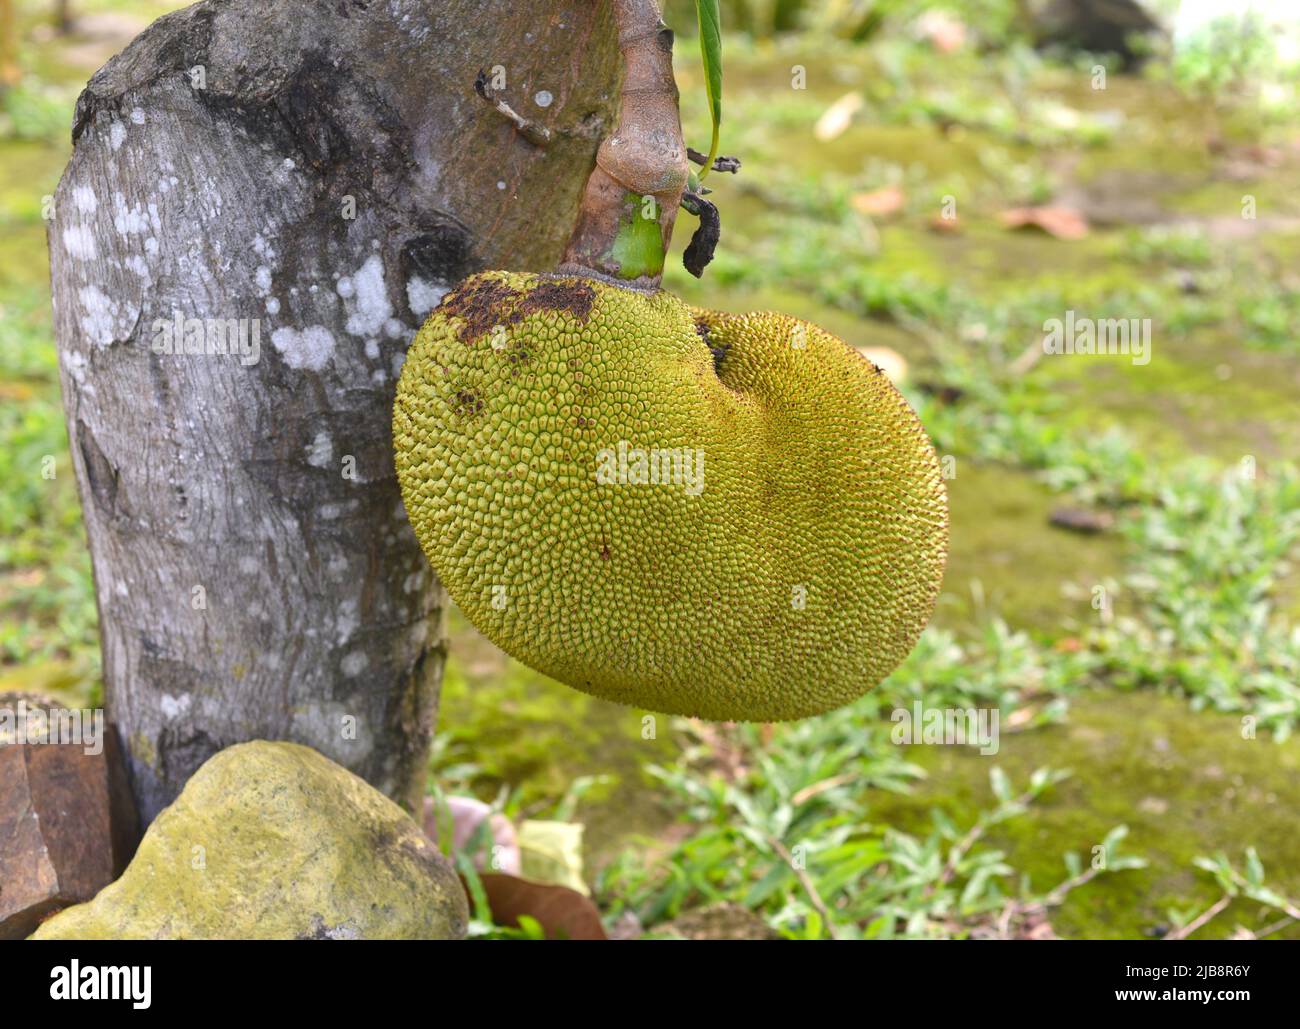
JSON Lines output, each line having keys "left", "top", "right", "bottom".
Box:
{"left": 50, "top": 961, "right": 151, "bottom": 1009}
{"left": 0, "top": 699, "right": 105, "bottom": 756}
{"left": 150, "top": 310, "right": 262, "bottom": 366}
{"left": 891, "top": 701, "right": 999, "bottom": 755}
{"left": 1042, "top": 310, "right": 1151, "bottom": 366}
{"left": 595, "top": 440, "right": 705, "bottom": 496}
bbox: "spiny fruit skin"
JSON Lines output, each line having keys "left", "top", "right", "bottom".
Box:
{"left": 394, "top": 271, "right": 947, "bottom": 722}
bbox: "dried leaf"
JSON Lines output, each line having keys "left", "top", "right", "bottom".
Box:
{"left": 478, "top": 873, "right": 607, "bottom": 940}
{"left": 850, "top": 185, "right": 906, "bottom": 218}
{"left": 916, "top": 11, "right": 966, "bottom": 54}
{"left": 681, "top": 191, "right": 720, "bottom": 278}
{"left": 998, "top": 206, "right": 1089, "bottom": 240}
{"left": 1005, "top": 706, "right": 1037, "bottom": 729}
{"left": 814, "top": 92, "right": 864, "bottom": 142}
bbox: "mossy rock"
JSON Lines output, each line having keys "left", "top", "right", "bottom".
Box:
{"left": 31, "top": 741, "right": 468, "bottom": 940}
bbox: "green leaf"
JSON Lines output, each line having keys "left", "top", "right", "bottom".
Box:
{"left": 743, "top": 860, "right": 793, "bottom": 907}
{"left": 514, "top": 915, "right": 547, "bottom": 940}
{"left": 695, "top": 0, "right": 722, "bottom": 179}
{"left": 1245, "top": 847, "right": 1265, "bottom": 888}
{"left": 989, "top": 766, "right": 1012, "bottom": 804}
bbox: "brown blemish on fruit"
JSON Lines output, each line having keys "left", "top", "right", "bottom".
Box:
{"left": 519, "top": 280, "right": 597, "bottom": 323}
{"left": 451, "top": 389, "right": 485, "bottom": 418}
{"left": 439, "top": 278, "right": 521, "bottom": 343}
{"left": 438, "top": 277, "right": 597, "bottom": 344}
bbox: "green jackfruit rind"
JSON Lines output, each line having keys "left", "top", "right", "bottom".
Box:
{"left": 394, "top": 271, "right": 947, "bottom": 721}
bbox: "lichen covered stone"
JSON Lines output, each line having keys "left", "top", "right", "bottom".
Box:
{"left": 31, "top": 741, "right": 468, "bottom": 940}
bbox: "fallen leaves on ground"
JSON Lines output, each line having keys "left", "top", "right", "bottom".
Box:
{"left": 998, "top": 206, "right": 1089, "bottom": 240}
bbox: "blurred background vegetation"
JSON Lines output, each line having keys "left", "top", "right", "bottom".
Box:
{"left": 2, "top": 0, "right": 1299, "bottom": 939}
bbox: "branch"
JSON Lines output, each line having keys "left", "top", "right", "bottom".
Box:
{"left": 1164, "top": 893, "right": 1233, "bottom": 941}
{"left": 560, "top": 0, "right": 689, "bottom": 288}
{"left": 474, "top": 69, "right": 551, "bottom": 146}
{"left": 687, "top": 146, "right": 741, "bottom": 173}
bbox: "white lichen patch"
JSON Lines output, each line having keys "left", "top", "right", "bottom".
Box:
{"left": 305, "top": 432, "right": 333, "bottom": 468}
{"left": 77, "top": 285, "right": 124, "bottom": 346}
{"left": 343, "top": 255, "right": 392, "bottom": 337}
{"left": 62, "top": 224, "right": 97, "bottom": 260}
{"left": 109, "top": 120, "right": 127, "bottom": 151}
{"left": 112, "top": 192, "right": 149, "bottom": 235}
{"left": 159, "top": 694, "right": 192, "bottom": 720}
{"left": 335, "top": 597, "right": 359, "bottom": 642}
{"left": 270, "top": 325, "right": 336, "bottom": 371}
{"left": 406, "top": 276, "right": 446, "bottom": 317}
{"left": 252, "top": 233, "right": 277, "bottom": 260}
{"left": 60, "top": 349, "right": 88, "bottom": 386}
{"left": 72, "top": 185, "right": 98, "bottom": 214}
{"left": 340, "top": 651, "right": 369, "bottom": 677}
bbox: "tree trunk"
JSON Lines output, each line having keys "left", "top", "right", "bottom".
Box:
{"left": 49, "top": 0, "right": 620, "bottom": 824}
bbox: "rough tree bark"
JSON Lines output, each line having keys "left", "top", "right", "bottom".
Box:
{"left": 49, "top": 0, "right": 620, "bottom": 823}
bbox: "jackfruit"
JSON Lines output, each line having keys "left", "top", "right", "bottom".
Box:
{"left": 394, "top": 271, "right": 947, "bottom": 721}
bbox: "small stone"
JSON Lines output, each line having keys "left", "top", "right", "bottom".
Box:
{"left": 1138, "top": 796, "right": 1169, "bottom": 816}
{"left": 31, "top": 741, "right": 468, "bottom": 940}
{"left": 425, "top": 794, "right": 521, "bottom": 875}
{"left": 663, "top": 902, "right": 780, "bottom": 940}
{"left": 1049, "top": 507, "right": 1115, "bottom": 534}
{"left": 0, "top": 696, "right": 139, "bottom": 940}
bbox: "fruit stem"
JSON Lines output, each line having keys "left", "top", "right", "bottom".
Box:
{"left": 559, "top": 0, "right": 689, "bottom": 290}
